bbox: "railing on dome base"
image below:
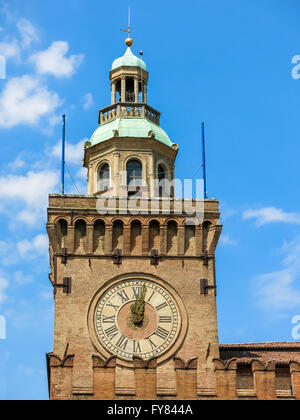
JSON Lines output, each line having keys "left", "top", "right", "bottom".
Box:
{"left": 98, "top": 103, "right": 161, "bottom": 126}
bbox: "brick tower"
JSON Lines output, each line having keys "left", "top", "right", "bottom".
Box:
{"left": 46, "top": 36, "right": 223, "bottom": 400}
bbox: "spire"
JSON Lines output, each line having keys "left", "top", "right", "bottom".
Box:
{"left": 121, "top": 7, "right": 133, "bottom": 48}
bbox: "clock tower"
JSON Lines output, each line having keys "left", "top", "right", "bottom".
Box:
{"left": 46, "top": 36, "right": 223, "bottom": 400}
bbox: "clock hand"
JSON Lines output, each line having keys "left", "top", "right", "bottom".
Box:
{"left": 131, "top": 284, "right": 147, "bottom": 326}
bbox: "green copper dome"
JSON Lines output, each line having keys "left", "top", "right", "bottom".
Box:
{"left": 90, "top": 118, "right": 175, "bottom": 148}
{"left": 112, "top": 47, "right": 146, "bottom": 71}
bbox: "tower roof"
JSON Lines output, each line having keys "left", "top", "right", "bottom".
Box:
{"left": 90, "top": 117, "right": 175, "bottom": 148}
{"left": 112, "top": 47, "right": 146, "bottom": 71}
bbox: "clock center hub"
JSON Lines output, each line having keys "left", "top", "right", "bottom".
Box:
{"left": 117, "top": 302, "right": 157, "bottom": 340}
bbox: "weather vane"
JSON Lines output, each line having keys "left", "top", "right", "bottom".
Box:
{"left": 120, "top": 7, "right": 133, "bottom": 47}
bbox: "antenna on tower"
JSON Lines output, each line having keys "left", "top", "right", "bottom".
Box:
{"left": 61, "top": 115, "right": 66, "bottom": 195}
{"left": 202, "top": 122, "right": 208, "bottom": 199}
{"left": 121, "top": 7, "right": 133, "bottom": 47}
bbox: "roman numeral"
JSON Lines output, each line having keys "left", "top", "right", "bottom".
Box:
{"left": 159, "top": 316, "right": 172, "bottom": 323}
{"left": 106, "top": 301, "right": 120, "bottom": 312}
{"left": 148, "top": 337, "right": 157, "bottom": 350}
{"left": 132, "top": 287, "right": 142, "bottom": 299}
{"left": 133, "top": 340, "right": 141, "bottom": 353}
{"left": 116, "top": 335, "right": 128, "bottom": 350}
{"left": 152, "top": 326, "right": 169, "bottom": 340}
{"left": 117, "top": 290, "right": 130, "bottom": 303}
{"left": 147, "top": 291, "right": 155, "bottom": 302}
{"left": 102, "top": 315, "right": 116, "bottom": 323}
{"left": 155, "top": 302, "right": 168, "bottom": 311}
{"left": 105, "top": 325, "right": 118, "bottom": 340}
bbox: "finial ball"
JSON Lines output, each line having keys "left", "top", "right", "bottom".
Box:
{"left": 125, "top": 37, "right": 133, "bottom": 47}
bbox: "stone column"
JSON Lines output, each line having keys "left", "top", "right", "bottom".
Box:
{"left": 177, "top": 225, "right": 185, "bottom": 256}
{"left": 214, "top": 359, "right": 237, "bottom": 400}
{"left": 195, "top": 225, "right": 203, "bottom": 256}
{"left": 133, "top": 357, "right": 157, "bottom": 399}
{"left": 142, "top": 224, "right": 149, "bottom": 255}
{"left": 86, "top": 224, "right": 94, "bottom": 254}
{"left": 121, "top": 77, "right": 126, "bottom": 103}
{"left": 290, "top": 361, "right": 300, "bottom": 400}
{"left": 160, "top": 225, "right": 167, "bottom": 255}
{"left": 113, "top": 152, "right": 120, "bottom": 196}
{"left": 134, "top": 77, "right": 139, "bottom": 103}
{"left": 104, "top": 224, "right": 113, "bottom": 254}
{"left": 123, "top": 225, "right": 131, "bottom": 254}
{"left": 143, "top": 83, "right": 147, "bottom": 103}
{"left": 111, "top": 81, "right": 116, "bottom": 104}
{"left": 252, "top": 360, "right": 276, "bottom": 400}
{"left": 147, "top": 153, "right": 155, "bottom": 197}
{"left": 174, "top": 358, "right": 198, "bottom": 399}
{"left": 93, "top": 356, "right": 117, "bottom": 400}
{"left": 67, "top": 226, "right": 75, "bottom": 253}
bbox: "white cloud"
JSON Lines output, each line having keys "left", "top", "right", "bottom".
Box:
{"left": 0, "top": 75, "right": 61, "bottom": 129}
{"left": 0, "top": 170, "right": 58, "bottom": 207}
{"left": 0, "top": 40, "right": 20, "bottom": 60}
{"left": 219, "top": 234, "right": 238, "bottom": 246}
{"left": 0, "top": 169, "right": 59, "bottom": 225}
{"left": 8, "top": 157, "right": 25, "bottom": 171}
{"left": 51, "top": 138, "right": 86, "bottom": 165}
{"left": 243, "top": 206, "right": 300, "bottom": 227}
{"left": 254, "top": 236, "right": 300, "bottom": 314}
{"left": 17, "top": 234, "right": 48, "bottom": 259}
{"left": 30, "top": 41, "right": 84, "bottom": 78}
{"left": 16, "top": 18, "right": 39, "bottom": 48}
{"left": 82, "top": 93, "right": 94, "bottom": 110}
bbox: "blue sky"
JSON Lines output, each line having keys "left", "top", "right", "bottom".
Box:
{"left": 0, "top": 0, "right": 300, "bottom": 400}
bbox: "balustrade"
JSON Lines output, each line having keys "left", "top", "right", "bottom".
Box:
{"left": 98, "top": 103, "right": 160, "bottom": 126}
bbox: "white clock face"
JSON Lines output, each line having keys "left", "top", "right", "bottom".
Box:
{"left": 94, "top": 279, "right": 180, "bottom": 361}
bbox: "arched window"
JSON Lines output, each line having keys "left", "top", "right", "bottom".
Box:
{"left": 75, "top": 220, "right": 86, "bottom": 252}
{"left": 130, "top": 220, "right": 142, "bottom": 254}
{"left": 158, "top": 164, "right": 166, "bottom": 182}
{"left": 98, "top": 163, "right": 110, "bottom": 192}
{"left": 127, "top": 160, "right": 142, "bottom": 186}
{"left": 125, "top": 78, "right": 134, "bottom": 102}
{"left": 167, "top": 221, "right": 178, "bottom": 255}
{"left": 158, "top": 164, "right": 167, "bottom": 197}
{"left": 202, "top": 221, "right": 211, "bottom": 252}
{"left": 185, "top": 223, "right": 196, "bottom": 255}
{"left": 149, "top": 220, "right": 160, "bottom": 250}
{"left": 113, "top": 220, "right": 124, "bottom": 250}
{"left": 93, "top": 220, "right": 105, "bottom": 254}
{"left": 58, "top": 219, "right": 68, "bottom": 248}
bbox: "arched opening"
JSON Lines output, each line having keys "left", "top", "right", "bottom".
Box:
{"left": 57, "top": 219, "right": 68, "bottom": 248}
{"left": 98, "top": 163, "right": 110, "bottom": 192}
{"left": 112, "top": 220, "right": 124, "bottom": 250}
{"left": 116, "top": 79, "right": 121, "bottom": 102}
{"left": 158, "top": 164, "right": 167, "bottom": 197}
{"left": 93, "top": 220, "right": 105, "bottom": 254}
{"left": 125, "top": 77, "right": 134, "bottom": 102}
{"left": 236, "top": 364, "right": 254, "bottom": 392}
{"left": 275, "top": 365, "right": 292, "bottom": 395}
{"left": 167, "top": 221, "right": 178, "bottom": 255}
{"left": 202, "top": 221, "right": 211, "bottom": 252}
{"left": 149, "top": 220, "right": 160, "bottom": 251}
{"left": 75, "top": 220, "right": 86, "bottom": 252}
{"left": 127, "top": 159, "right": 142, "bottom": 187}
{"left": 130, "top": 220, "right": 142, "bottom": 254}
{"left": 185, "top": 223, "right": 196, "bottom": 255}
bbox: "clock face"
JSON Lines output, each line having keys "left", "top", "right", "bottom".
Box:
{"left": 94, "top": 279, "right": 181, "bottom": 361}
